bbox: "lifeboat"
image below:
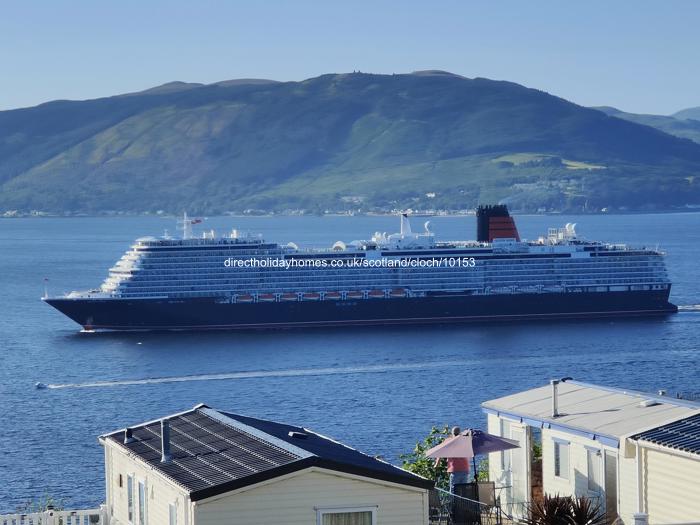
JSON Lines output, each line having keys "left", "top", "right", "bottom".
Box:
{"left": 302, "top": 292, "right": 321, "bottom": 301}
{"left": 389, "top": 288, "right": 407, "bottom": 298}
{"left": 280, "top": 293, "right": 298, "bottom": 302}
{"left": 368, "top": 289, "right": 385, "bottom": 299}
{"left": 346, "top": 290, "right": 363, "bottom": 299}
{"left": 258, "top": 293, "right": 276, "bottom": 302}
{"left": 236, "top": 294, "right": 254, "bottom": 303}
{"left": 324, "top": 291, "right": 342, "bottom": 300}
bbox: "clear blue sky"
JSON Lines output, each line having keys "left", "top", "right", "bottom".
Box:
{"left": 1, "top": 0, "right": 698, "bottom": 114}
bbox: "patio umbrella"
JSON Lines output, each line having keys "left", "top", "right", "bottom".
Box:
{"left": 425, "top": 429, "right": 519, "bottom": 480}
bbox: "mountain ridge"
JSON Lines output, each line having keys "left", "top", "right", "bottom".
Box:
{"left": 1, "top": 72, "right": 699, "bottom": 214}
{"left": 593, "top": 106, "right": 700, "bottom": 145}
{"left": 673, "top": 107, "right": 700, "bottom": 121}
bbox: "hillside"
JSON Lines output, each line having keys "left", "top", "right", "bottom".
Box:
{"left": 594, "top": 106, "right": 700, "bottom": 145}
{"left": 2, "top": 72, "right": 700, "bottom": 214}
{"left": 673, "top": 107, "right": 700, "bottom": 121}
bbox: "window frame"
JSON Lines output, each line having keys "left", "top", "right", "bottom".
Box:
{"left": 586, "top": 447, "right": 602, "bottom": 493}
{"left": 553, "top": 439, "right": 570, "bottom": 480}
{"left": 168, "top": 502, "right": 177, "bottom": 525}
{"left": 127, "top": 474, "right": 135, "bottom": 524}
{"left": 500, "top": 419, "right": 512, "bottom": 471}
{"left": 138, "top": 479, "right": 148, "bottom": 525}
{"left": 316, "top": 506, "right": 378, "bottom": 525}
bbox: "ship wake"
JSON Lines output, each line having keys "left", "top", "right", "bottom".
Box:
{"left": 678, "top": 304, "right": 700, "bottom": 312}
{"left": 42, "top": 360, "right": 475, "bottom": 390}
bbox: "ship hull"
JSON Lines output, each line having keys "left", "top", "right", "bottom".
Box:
{"left": 44, "top": 289, "right": 677, "bottom": 331}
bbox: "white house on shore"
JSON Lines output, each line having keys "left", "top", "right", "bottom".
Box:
{"left": 98, "top": 403, "right": 433, "bottom": 525}
{"left": 482, "top": 379, "right": 700, "bottom": 525}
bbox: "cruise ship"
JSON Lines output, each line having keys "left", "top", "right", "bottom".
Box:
{"left": 43, "top": 206, "right": 677, "bottom": 331}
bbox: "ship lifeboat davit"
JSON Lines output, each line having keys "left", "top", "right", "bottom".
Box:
{"left": 258, "top": 293, "right": 276, "bottom": 302}
{"left": 302, "top": 292, "right": 321, "bottom": 301}
{"left": 236, "top": 294, "right": 254, "bottom": 303}
{"left": 346, "top": 290, "right": 363, "bottom": 299}
{"left": 324, "top": 291, "right": 342, "bottom": 300}
{"left": 390, "top": 288, "right": 407, "bottom": 298}
{"left": 280, "top": 293, "right": 298, "bottom": 302}
{"left": 368, "top": 289, "right": 385, "bottom": 299}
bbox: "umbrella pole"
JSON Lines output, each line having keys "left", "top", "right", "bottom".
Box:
{"left": 473, "top": 456, "right": 478, "bottom": 482}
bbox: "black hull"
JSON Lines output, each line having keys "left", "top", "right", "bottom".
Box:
{"left": 44, "top": 289, "right": 677, "bottom": 331}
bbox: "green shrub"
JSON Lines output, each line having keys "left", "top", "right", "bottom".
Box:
{"left": 400, "top": 425, "right": 451, "bottom": 489}
{"left": 524, "top": 495, "right": 606, "bottom": 525}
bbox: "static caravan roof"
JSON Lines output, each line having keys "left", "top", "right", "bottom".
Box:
{"left": 633, "top": 413, "right": 700, "bottom": 457}
{"left": 100, "top": 404, "right": 432, "bottom": 500}
{"left": 482, "top": 380, "right": 700, "bottom": 447}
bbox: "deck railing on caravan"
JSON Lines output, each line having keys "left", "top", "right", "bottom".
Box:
{"left": 429, "top": 487, "right": 503, "bottom": 525}
{"left": 0, "top": 507, "right": 106, "bottom": 525}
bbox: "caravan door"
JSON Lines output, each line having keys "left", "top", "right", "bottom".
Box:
{"left": 510, "top": 426, "right": 528, "bottom": 508}
{"left": 500, "top": 420, "right": 528, "bottom": 516}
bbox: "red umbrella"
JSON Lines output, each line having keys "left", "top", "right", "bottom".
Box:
{"left": 426, "top": 429, "right": 519, "bottom": 480}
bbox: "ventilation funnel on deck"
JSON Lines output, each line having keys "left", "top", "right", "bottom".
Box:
{"left": 476, "top": 205, "right": 520, "bottom": 242}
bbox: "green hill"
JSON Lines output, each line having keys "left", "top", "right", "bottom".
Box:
{"left": 594, "top": 106, "right": 700, "bottom": 145}
{"left": 2, "top": 71, "right": 700, "bottom": 214}
{"left": 673, "top": 107, "right": 700, "bottom": 121}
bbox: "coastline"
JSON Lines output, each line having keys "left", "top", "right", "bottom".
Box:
{"left": 3, "top": 208, "right": 700, "bottom": 219}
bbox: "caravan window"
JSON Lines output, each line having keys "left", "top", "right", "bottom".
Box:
{"left": 587, "top": 448, "right": 602, "bottom": 492}
{"left": 554, "top": 440, "right": 569, "bottom": 479}
{"left": 127, "top": 475, "right": 134, "bottom": 523}
{"left": 317, "top": 507, "right": 376, "bottom": 525}
{"left": 168, "top": 503, "right": 177, "bottom": 525}
{"left": 500, "top": 419, "right": 512, "bottom": 470}
{"left": 138, "top": 481, "right": 147, "bottom": 525}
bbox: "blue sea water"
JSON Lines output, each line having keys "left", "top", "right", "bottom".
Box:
{"left": 0, "top": 213, "right": 699, "bottom": 512}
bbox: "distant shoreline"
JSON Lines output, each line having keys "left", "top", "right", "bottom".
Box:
{"left": 3, "top": 209, "right": 700, "bottom": 219}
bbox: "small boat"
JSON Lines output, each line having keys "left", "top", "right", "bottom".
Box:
{"left": 302, "top": 292, "right": 321, "bottom": 301}
{"left": 280, "top": 293, "right": 298, "bottom": 302}
{"left": 368, "top": 289, "right": 385, "bottom": 299}
{"left": 324, "top": 291, "right": 342, "bottom": 300}
{"left": 236, "top": 294, "right": 254, "bottom": 303}
{"left": 258, "top": 293, "right": 276, "bottom": 302}
{"left": 346, "top": 290, "right": 363, "bottom": 299}
{"left": 390, "top": 288, "right": 407, "bottom": 298}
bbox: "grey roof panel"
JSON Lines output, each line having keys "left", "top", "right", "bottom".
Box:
{"left": 634, "top": 413, "right": 700, "bottom": 455}
{"left": 104, "top": 408, "right": 302, "bottom": 493}
{"left": 102, "top": 405, "right": 431, "bottom": 499}
{"left": 482, "top": 380, "right": 700, "bottom": 439}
